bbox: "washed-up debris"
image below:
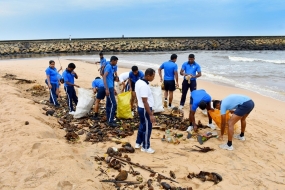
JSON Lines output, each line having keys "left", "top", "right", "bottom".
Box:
{"left": 100, "top": 179, "right": 140, "bottom": 185}
{"left": 170, "top": 171, "right": 176, "bottom": 179}
{"left": 191, "top": 145, "right": 215, "bottom": 153}
{"left": 2, "top": 73, "right": 35, "bottom": 84}
{"left": 26, "top": 84, "right": 47, "bottom": 96}
{"left": 115, "top": 170, "right": 128, "bottom": 181}
{"left": 25, "top": 121, "right": 29, "bottom": 125}
{"left": 197, "top": 131, "right": 218, "bottom": 145}
{"left": 187, "top": 171, "right": 223, "bottom": 184}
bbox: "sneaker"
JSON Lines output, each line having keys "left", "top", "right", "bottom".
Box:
{"left": 164, "top": 100, "right": 168, "bottom": 108}
{"left": 208, "top": 123, "right": 216, "bottom": 130}
{"left": 179, "top": 105, "right": 184, "bottom": 110}
{"left": 168, "top": 106, "right": 174, "bottom": 110}
{"left": 219, "top": 144, "right": 234, "bottom": 151}
{"left": 186, "top": 126, "right": 193, "bottom": 132}
{"left": 141, "top": 147, "right": 155, "bottom": 154}
{"left": 201, "top": 109, "right": 207, "bottom": 115}
{"left": 135, "top": 143, "right": 141, "bottom": 149}
{"left": 108, "top": 122, "right": 118, "bottom": 128}
{"left": 69, "top": 111, "right": 75, "bottom": 115}
{"left": 234, "top": 134, "right": 246, "bottom": 141}
{"left": 54, "top": 104, "right": 60, "bottom": 108}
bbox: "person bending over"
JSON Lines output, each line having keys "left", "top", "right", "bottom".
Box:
{"left": 213, "top": 94, "right": 255, "bottom": 151}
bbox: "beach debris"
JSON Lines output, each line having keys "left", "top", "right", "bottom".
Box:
{"left": 65, "top": 129, "right": 79, "bottom": 141}
{"left": 115, "top": 170, "right": 128, "bottom": 181}
{"left": 187, "top": 171, "right": 222, "bottom": 184}
{"left": 191, "top": 145, "right": 215, "bottom": 153}
{"left": 111, "top": 155, "right": 179, "bottom": 183}
{"left": 2, "top": 73, "right": 35, "bottom": 84}
{"left": 25, "top": 121, "right": 29, "bottom": 125}
{"left": 45, "top": 110, "right": 55, "bottom": 116}
{"left": 161, "top": 182, "right": 172, "bottom": 190}
{"left": 171, "top": 107, "right": 183, "bottom": 118}
{"left": 170, "top": 170, "right": 176, "bottom": 179}
{"left": 27, "top": 84, "right": 47, "bottom": 96}
{"left": 147, "top": 179, "right": 154, "bottom": 190}
{"left": 100, "top": 179, "right": 140, "bottom": 185}
{"left": 197, "top": 131, "right": 218, "bottom": 145}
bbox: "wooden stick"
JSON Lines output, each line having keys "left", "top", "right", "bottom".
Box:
{"left": 112, "top": 156, "right": 179, "bottom": 183}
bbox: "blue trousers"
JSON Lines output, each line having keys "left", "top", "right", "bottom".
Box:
{"left": 45, "top": 79, "right": 59, "bottom": 106}
{"left": 64, "top": 86, "right": 78, "bottom": 112}
{"left": 106, "top": 87, "right": 117, "bottom": 123}
{"left": 180, "top": 79, "right": 197, "bottom": 106}
{"left": 136, "top": 107, "right": 153, "bottom": 149}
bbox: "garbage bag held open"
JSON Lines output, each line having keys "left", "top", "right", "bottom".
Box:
{"left": 73, "top": 88, "right": 95, "bottom": 119}
{"left": 150, "top": 86, "right": 164, "bottom": 113}
{"left": 116, "top": 91, "right": 133, "bottom": 119}
{"left": 208, "top": 109, "right": 238, "bottom": 134}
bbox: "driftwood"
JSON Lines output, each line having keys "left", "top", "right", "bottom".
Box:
{"left": 191, "top": 145, "right": 215, "bottom": 153}
{"left": 100, "top": 179, "right": 141, "bottom": 184}
{"left": 111, "top": 156, "right": 179, "bottom": 183}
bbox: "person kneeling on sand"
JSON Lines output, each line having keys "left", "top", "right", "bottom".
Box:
{"left": 92, "top": 77, "right": 106, "bottom": 120}
{"left": 214, "top": 94, "right": 255, "bottom": 151}
{"left": 134, "top": 68, "right": 156, "bottom": 154}
{"left": 187, "top": 89, "right": 216, "bottom": 132}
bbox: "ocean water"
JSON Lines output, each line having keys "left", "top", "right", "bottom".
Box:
{"left": 1, "top": 50, "right": 285, "bottom": 102}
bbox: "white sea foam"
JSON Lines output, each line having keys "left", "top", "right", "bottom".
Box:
{"left": 228, "top": 56, "right": 285, "bottom": 64}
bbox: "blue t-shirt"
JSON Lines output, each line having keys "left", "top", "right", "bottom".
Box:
{"left": 57, "top": 73, "right": 62, "bottom": 80}
{"left": 181, "top": 61, "right": 201, "bottom": 80}
{"left": 129, "top": 70, "right": 144, "bottom": 83}
{"left": 106, "top": 61, "right": 118, "bottom": 72}
{"left": 159, "top": 60, "right": 178, "bottom": 80}
{"left": 220, "top": 94, "right": 251, "bottom": 115}
{"left": 100, "top": 57, "right": 107, "bottom": 67}
{"left": 62, "top": 70, "right": 75, "bottom": 87}
{"left": 92, "top": 79, "right": 105, "bottom": 88}
{"left": 191, "top": 89, "right": 211, "bottom": 111}
{"left": 104, "top": 64, "right": 115, "bottom": 88}
{"left": 45, "top": 67, "right": 58, "bottom": 84}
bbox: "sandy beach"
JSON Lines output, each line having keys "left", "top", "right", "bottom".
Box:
{"left": 0, "top": 58, "right": 285, "bottom": 190}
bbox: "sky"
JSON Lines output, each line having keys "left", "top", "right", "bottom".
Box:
{"left": 0, "top": 0, "right": 285, "bottom": 40}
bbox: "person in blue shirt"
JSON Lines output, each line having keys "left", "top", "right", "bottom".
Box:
{"left": 92, "top": 77, "right": 106, "bottom": 120}
{"left": 179, "top": 54, "right": 201, "bottom": 109}
{"left": 158, "top": 54, "right": 179, "bottom": 109}
{"left": 62, "top": 63, "right": 79, "bottom": 115}
{"left": 103, "top": 56, "right": 119, "bottom": 127}
{"left": 128, "top": 66, "right": 144, "bottom": 112}
{"left": 95, "top": 52, "right": 107, "bottom": 76}
{"left": 188, "top": 89, "right": 215, "bottom": 132}
{"left": 45, "top": 60, "right": 60, "bottom": 107}
{"left": 211, "top": 94, "right": 255, "bottom": 151}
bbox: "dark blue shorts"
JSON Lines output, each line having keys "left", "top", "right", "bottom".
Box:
{"left": 96, "top": 87, "right": 106, "bottom": 100}
{"left": 164, "top": 80, "right": 176, "bottom": 91}
{"left": 234, "top": 100, "right": 255, "bottom": 116}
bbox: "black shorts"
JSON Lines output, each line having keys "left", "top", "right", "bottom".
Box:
{"left": 131, "top": 81, "right": 136, "bottom": 91}
{"left": 234, "top": 100, "right": 255, "bottom": 116}
{"left": 164, "top": 80, "right": 176, "bottom": 91}
{"left": 96, "top": 87, "right": 106, "bottom": 100}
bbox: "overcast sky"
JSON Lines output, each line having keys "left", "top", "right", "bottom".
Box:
{"left": 0, "top": 0, "right": 285, "bottom": 40}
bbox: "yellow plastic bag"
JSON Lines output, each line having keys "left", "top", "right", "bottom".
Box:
{"left": 116, "top": 91, "right": 133, "bottom": 119}
{"left": 209, "top": 109, "right": 238, "bottom": 134}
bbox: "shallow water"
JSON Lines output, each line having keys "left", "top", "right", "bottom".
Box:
{"left": 1, "top": 50, "right": 285, "bottom": 102}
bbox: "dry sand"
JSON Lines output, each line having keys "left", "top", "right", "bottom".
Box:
{"left": 0, "top": 58, "right": 285, "bottom": 190}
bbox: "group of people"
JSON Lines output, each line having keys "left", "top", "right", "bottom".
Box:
{"left": 45, "top": 52, "right": 255, "bottom": 153}
{"left": 158, "top": 53, "right": 255, "bottom": 151}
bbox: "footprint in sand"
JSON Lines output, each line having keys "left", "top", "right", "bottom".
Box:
{"left": 57, "top": 181, "right": 73, "bottom": 190}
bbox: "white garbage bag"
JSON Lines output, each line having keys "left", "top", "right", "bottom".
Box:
{"left": 150, "top": 86, "right": 164, "bottom": 113}
{"left": 73, "top": 88, "right": 95, "bottom": 118}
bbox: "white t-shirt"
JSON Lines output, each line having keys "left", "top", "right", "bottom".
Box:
{"left": 114, "top": 81, "right": 122, "bottom": 94}
{"left": 135, "top": 79, "right": 154, "bottom": 108}
{"left": 119, "top": 72, "right": 129, "bottom": 82}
